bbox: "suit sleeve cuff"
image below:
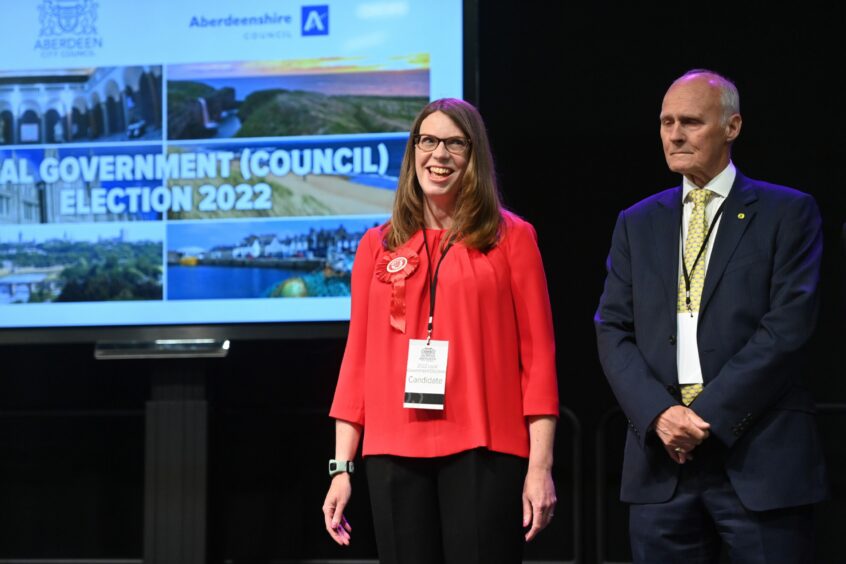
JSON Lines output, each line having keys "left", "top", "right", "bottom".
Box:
{"left": 629, "top": 394, "right": 679, "bottom": 448}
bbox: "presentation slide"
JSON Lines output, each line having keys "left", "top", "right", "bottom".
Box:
{"left": 0, "top": 0, "right": 464, "bottom": 330}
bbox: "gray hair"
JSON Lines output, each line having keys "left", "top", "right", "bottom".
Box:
{"left": 674, "top": 69, "right": 740, "bottom": 125}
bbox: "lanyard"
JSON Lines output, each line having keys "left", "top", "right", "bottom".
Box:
{"left": 421, "top": 229, "right": 453, "bottom": 344}
{"left": 680, "top": 201, "right": 725, "bottom": 315}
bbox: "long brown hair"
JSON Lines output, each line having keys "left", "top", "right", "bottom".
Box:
{"left": 384, "top": 98, "right": 503, "bottom": 251}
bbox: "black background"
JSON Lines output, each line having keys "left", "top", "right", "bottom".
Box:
{"left": 1, "top": 2, "right": 844, "bottom": 562}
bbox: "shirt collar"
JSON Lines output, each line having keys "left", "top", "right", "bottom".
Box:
{"left": 682, "top": 161, "right": 736, "bottom": 202}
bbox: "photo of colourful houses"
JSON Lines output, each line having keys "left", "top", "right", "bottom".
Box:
{"left": 166, "top": 216, "right": 385, "bottom": 300}
{"left": 166, "top": 55, "right": 429, "bottom": 139}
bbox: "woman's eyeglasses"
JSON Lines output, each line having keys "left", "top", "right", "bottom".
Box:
{"left": 414, "top": 134, "right": 471, "bottom": 155}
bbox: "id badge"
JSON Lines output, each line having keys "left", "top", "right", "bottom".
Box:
{"left": 676, "top": 313, "right": 704, "bottom": 385}
{"left": 404, "top": 339, "right": 449, "bottom": 410}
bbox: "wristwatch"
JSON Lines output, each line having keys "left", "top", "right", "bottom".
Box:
{"left": 328, "top": 459, "right": 355, "bottom": 477}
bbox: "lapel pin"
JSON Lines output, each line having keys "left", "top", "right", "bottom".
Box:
{"left": 737, "top": 213, "right": 746, "bottom": 220}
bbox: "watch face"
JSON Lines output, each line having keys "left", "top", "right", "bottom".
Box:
{"left": 329, "top": 460, "right": 352, "bottom": 475}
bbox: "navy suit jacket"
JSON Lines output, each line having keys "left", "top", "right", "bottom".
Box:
{"left": 595, "top": 171, "right": 829, "bottom": 511}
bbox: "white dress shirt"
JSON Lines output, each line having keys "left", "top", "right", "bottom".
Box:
{"left": 677, "top": 162, "right": 736, "bottom": 385}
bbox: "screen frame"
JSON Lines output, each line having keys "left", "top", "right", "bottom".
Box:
{"left": 0, "top": 0, "right": 480, "bottom": 346}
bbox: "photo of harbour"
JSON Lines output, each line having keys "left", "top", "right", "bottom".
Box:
{"left": 166, "top": 216, "right": 385, "bottom": 300}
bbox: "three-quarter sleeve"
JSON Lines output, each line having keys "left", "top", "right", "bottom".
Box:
{"left": 505, "top": 217, "right": 559, "bottom": 417}
{"left": 329, "top": 228, "right": 378, "bottom": 425}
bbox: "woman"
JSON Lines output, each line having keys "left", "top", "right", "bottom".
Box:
{"left": 322, "top": 98, "right": 558, "bottom": 564}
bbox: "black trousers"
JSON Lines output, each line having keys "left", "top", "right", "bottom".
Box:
{"left": 629, "top": 439, "right": 815, "bottom": 564}
{"left": 366, "top": 448, "right": 527, "bottom": 564}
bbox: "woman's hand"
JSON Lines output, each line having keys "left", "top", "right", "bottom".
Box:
{"left": 323, "top": 419, "right": 362, "bottom": 545}
{"left": 322, "top": 473, "right": 353, "bottom": 545}
{"left": 523, "top": 415, "right": 557, "bottom": 541}
{"left": 522, "top": 465, "right": 557, "bottom": 541}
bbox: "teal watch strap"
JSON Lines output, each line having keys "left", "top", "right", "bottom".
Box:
{"left": 328, "top": 459, "right": 355, "bottom": 477}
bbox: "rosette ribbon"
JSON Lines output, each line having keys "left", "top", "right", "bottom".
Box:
{"left": 375, "top": 249, "right": 420, "bottom": 333}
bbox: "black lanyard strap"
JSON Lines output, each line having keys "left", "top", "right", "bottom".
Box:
{"left": 681, "top": 200, "right": 726, "bottom": 314}
{"left": 422, "top": 229, "right": 453, "bottom": 344}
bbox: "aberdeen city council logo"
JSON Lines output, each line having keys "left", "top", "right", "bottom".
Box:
{"left": 38, "top": 0, "right": 99, "bottom": 36}
{"left": 35, "top": 0, "right": 103, "bottom": 56}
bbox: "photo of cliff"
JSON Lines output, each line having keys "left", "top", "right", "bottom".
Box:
{"left": 166, "top": 55, "right": 429, "bottom": 140}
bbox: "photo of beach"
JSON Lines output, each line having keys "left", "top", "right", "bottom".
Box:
{"left": 166, "top": 55, "right": 429, "bottom": 140}
{"left": 165, "top": 139, "right": 405, "bottom": 220}
{"left": 166, "top": 216, "right": 384, "bottom": 300}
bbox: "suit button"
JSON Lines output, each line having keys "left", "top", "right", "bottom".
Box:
{"left": 669, "top": 335, "right": 676, "bottom": 345}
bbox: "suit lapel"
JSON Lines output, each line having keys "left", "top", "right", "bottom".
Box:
{"left": 700, "top": 173, "right": 758, "bottom": 313}
{"left": 649, "top": 187, "right": 683, "bottom": 326}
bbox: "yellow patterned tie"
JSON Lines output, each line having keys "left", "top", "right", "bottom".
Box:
{"left": 678, "top": 188, "right": 714, "bottom": 405}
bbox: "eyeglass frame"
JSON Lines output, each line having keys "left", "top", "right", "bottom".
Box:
{"left": 413, "top": 134, "right": 472, "bottom": 155}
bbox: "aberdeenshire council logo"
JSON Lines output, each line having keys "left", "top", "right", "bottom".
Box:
{"left": 301, "top": 5, "right": 329, "bottom": 36}
{"left": 34, "top": 0, "right": 103, "bottom": 57}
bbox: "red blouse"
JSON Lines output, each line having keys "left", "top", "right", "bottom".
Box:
{"left": 329, "top": 211, "right": 559, "bottom": 458}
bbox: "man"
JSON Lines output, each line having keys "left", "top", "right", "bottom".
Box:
{"left": 595, "top": 69, "right": 828, "bottom": 562}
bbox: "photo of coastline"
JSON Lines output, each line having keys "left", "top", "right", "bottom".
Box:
{"left": 166, "top": 55, "right": 429, "bottom": 140}
{"left": 166, "top": 216, "right": 384, "bottom": 300}
{"left": 165, "top": 139, "right": 404, "bottom": 220}
{"left": 0, "top": 65, "right": 163, "bottom": 145}
{"left": 0, "top": 222, "right": 163, "bottom": 304}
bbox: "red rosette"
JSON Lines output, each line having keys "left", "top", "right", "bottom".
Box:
{"left": 375, "top": 248, "right": 420, "bottom": 333}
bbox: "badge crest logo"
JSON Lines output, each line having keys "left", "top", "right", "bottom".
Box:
{"left": 38, "top": 0, "right": 99, "bottom": 36}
